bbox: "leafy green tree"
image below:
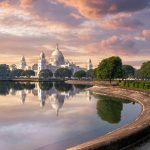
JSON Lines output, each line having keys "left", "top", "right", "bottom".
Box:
{"left": 0, "top": 64, "right": 11, "bottom": 79}
{"left": 54, "top": 68, "right": 72, "bottom": 78}
{"left": 134, "top": 69, "right": 142, "bottom": 79}
{"left": 22, "top": 70, "right": 35, "bottom": 78}
{"left": 140, "top": 61, "right": 150, "bottom": 79}
{"left": 11, "top": 69, "right": 24, "bottom": 77}
{"left": 86, "top": 69, "right": 95, "bottom": 79}
{"left": 39, "top": 69, "right": 53, "bottom": 79}
{"left": 74, "top": 70, "right": 86, "bottom": 79}
{"left": 96, "top": 56, "right": 123, "bottom": 83}
{"left": 122, "top": 65, "right": 135, "bottom": 79}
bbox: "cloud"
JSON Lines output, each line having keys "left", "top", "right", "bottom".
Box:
{"left": 58, "top": 0, "right": 150, "bottom": 18}
{"left": 19, "top": 0, "right": 36, "bottom": 8}
{"left": 86, "top": 35, "right": 137, "bottom": 56}
{"left": 0, "top": 0, "right": 10, "bottom": 8}
{"left": 99, "top": 14, "right": 143, "bottom": 30}
{"left": 142, "top": 29, "right": 150, "bottom": 38}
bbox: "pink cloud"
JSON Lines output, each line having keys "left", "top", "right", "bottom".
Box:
{"left": 99, "top": 14, "right": 143, "bottom": 30}
{"left": 58, "top": 0, "right": 150, "bottom": 19}
{"left": 85, "top": 35, "right": 136, "bottom": 56}
{"left": 142, "top": 29, "right": 150, "bottom": 38}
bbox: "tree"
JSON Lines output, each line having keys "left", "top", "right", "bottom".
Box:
{"left": 86, "top": 69, "right": 95, "bottom": 79}
{"left": 96, "top": 56, "right": 123, "bottom": 83}
{"left": 22, "top": 70, "right": 35, "bottom": 78}
{"left": 39, "top": 69, "right": 53, "bottom": 79}
{"left": 54, "top": 68, "right": 72, "bottom": 78}
{"left": 74, "top": 70, "right": 86, "bottom": 79}
{"left": 11, "top": 69, "right": 24, "bottom": 77}
{"left": 0, "top": 64, "right": 11, "bottom": 79}
{"left": 122, "top": 65, "right": 135, "bottom": 79}
{"left": 140, "top": 61, "right": 150, "bottom": 79}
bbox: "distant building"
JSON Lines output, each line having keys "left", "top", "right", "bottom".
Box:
{"left": 87, "top": 59, "right": 93, "bottom": 70}
{"left": 19, "top": 44, "right": 93, "bottom": 76}
{"left": 20, "top": 56, "right": 27, "bottom": 70}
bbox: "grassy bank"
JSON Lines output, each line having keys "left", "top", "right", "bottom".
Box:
{"left": 119, "top": 80, "right": 150, "bottom": 91}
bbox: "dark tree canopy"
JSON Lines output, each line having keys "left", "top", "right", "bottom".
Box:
{"left": 96, "top": 56, "right": 123, "bottom": 82}
{"left": 22, "top": 70, "right": 35, "bottom": 78}
{"left": 122, "top": 65, "right": 135, "bottom": 79}
{"left": 140, "top": 61, "right": 150, "bottom": 79}
{"left": 11, "top": 69, "right": 24, "bottom": 77}
{"left": 74, "top": 70, "right": 86, "bottom": 79}
{"left": 86, "top": 69, "right": 95, "bottom": 79}
{"left": 54, "top": 68, "right": 72, "bottom": 78}
{"left": 39, "top": 69, "right": 53, "bottom": 79}
{"left": 0, "top": 64, "right": 11, "bottom": 79}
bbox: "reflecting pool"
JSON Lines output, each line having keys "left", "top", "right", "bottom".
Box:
{"left": 0, "top": 82, "right": 142, "bottom": 150}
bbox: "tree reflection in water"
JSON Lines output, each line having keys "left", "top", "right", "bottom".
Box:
{"left": 54, "top": 82, "right": 73, "bottom": 92}
{"left": 0, "top": 81, "right": 90, "bottom": 115}
{"left": 96, "top": 95, "right": 125, "bottom": 124}
{"left": 39, "top": 82, "right": 53, "bottom": 91}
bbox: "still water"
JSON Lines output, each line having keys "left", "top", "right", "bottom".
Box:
{"left": 0, "top": 82, "right": 141, "bottom": 150}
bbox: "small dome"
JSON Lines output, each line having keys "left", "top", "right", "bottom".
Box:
{"left": 21, "top": 56, "right": 25, "bottom": 61}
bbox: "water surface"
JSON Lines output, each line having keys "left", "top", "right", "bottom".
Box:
{"left": 0, "top": 82, "right": 141, "bottom": 150}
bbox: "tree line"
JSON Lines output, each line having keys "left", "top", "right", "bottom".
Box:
{"left": 94, "top": 56, "right": 150, "bottom": 82}
{"left": 0, "top": 56, "right": 149, "bottom": 81}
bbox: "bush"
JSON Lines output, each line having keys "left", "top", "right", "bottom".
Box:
{"left": 120, "top": 80, "right": 150, "bottom": 90}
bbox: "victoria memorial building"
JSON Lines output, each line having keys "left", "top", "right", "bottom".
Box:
{"left": 19, "top": 44, "right": 93, "bottom": 76}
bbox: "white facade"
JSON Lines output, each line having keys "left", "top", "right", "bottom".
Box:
{"left": 87, "top": 59, "right": 93, "bottom": 70}
{"left": 20, "top": 56, "right": 27, "bottom": 70}
{"left": 37, "top": 44, "right": 81, "bottom": 75}
{"left": 38, "top": 52, "right": 47, "bottom": 74}
{"left": 19, "top": 44, "right": 92, "bottom": 76}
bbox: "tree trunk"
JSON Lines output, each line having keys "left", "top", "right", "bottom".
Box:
{"left": 109, "top": 78, "right": 111, "bottom": 84}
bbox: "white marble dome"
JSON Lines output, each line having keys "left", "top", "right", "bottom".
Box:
{"left": 51, "top": 45, "right": 65, "bottom": 66}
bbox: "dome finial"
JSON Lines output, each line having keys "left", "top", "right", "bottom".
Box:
{"left": 56, "top": 43, "right": 59, "bottom": 51}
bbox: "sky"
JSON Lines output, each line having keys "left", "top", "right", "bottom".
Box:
{"left": 0, "top": 0, "right": 150, "bottom": 68}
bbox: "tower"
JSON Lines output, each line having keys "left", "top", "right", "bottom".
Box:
{"left": 20, "top": 56, "right": 27, "bottom": 70}
{"left": 38, "top": 52, "right": 47, "bottom": 74}
{"left": 87, "top": 59, "right": 93, "bottom": 70}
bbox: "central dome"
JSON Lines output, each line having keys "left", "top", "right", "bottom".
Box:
{"left": 51, "top": 44, "right": 65, "bottom": 66}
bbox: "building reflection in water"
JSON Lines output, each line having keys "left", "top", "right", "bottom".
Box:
{"left": 19, "top": 90, "right": 27, "bottom": 104}
{"left": 4, "top": 82, "right": 90, "bottom": 116}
